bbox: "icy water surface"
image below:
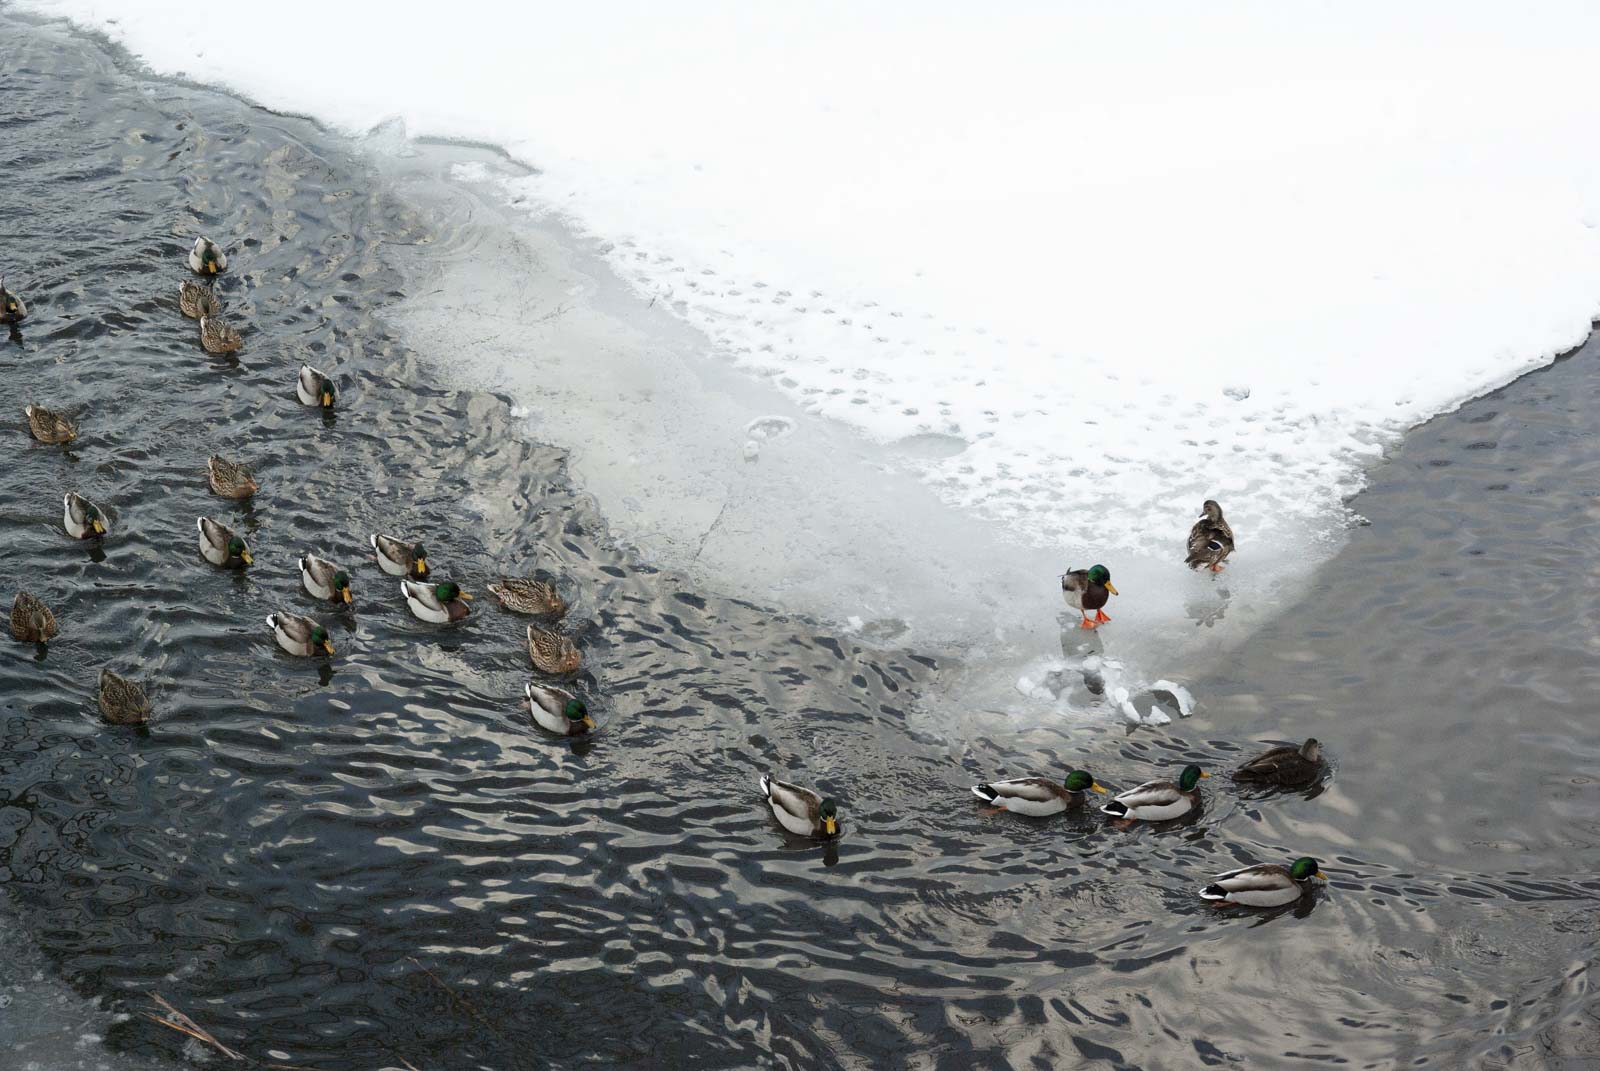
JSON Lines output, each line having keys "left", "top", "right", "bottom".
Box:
{"left": 1, "top": 18, "right": 1597, "bottom": 1070}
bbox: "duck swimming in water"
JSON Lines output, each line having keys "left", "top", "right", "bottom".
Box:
{"left": 188, "top": 237, "right": 227, "bottom": 276}
{"left": 0, "top": 276, "right": 27, "bottom": 324}
{"left": 1234, "top": 738, "right": 1324, "bottom": 788}
{"left": 759, "top": 773, "right": 840, "bottom": 839}
{"left": 1199, "top": 856, "right": 1326, "bottom": 907}
{"left": 1101, "top": 764, "right": 1208, "bottom": 822}
{"left": 971, "top": 769, "right": 1107, "bottom": 816}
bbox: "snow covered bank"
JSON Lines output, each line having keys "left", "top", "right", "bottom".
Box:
{"left": 20, "top": 1, "right": 1600, "bottom": 707}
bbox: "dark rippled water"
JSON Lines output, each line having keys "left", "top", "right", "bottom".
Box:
{"left": 3, "top": 18, "right": 1597, "bottom": 1071}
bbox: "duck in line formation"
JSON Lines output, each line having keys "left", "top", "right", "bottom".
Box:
{"left": 11, "top": 245, "right": 1317, "bottom": 909}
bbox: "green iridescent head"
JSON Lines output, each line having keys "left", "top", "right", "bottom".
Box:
{"left": 818, "top": 798, "right": 839, "bottom": 836}
{"left": 1086, "top": 564, "right": 1111, "bottom": 586}
{"left": 1063, "top": 769, "right": 1105, "bottom": 794}
{"left": 563, "top": 698, "right": 589, "bottom": 721}
{"left": 1290, "top": 856, "right": 1325, "bottom": 881}
{"left": 1178, "top": 764, "right": 1208, "bottom": 791}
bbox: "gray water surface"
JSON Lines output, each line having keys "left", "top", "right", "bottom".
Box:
{"left": 1, "top": 16, "right": 1596, "bottom": 1071}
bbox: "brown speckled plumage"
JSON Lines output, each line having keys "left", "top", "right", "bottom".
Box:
{"left": 11, "top": 592, "right": 58, "bottom": 643}
{"left": 25, "top": 404, "right": 76, "bottom": 444}
{"left": 527, "top": 625, "right": 581, "bottom": 675}
{"left": 98, "top": 669, "right": 150, "bottom": 725}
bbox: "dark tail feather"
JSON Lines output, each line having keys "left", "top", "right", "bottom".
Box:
{"left": 971, "top": 783, "right": 998, "bottom": 803}
{"left": 1100, "top": 800, "right": 1129, "bottom": 817}
{"left": 1199, "top": 884, "right": 1228, "bottom": 901}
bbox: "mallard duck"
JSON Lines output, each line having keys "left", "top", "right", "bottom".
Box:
{"left": 188, "top": 236, "right": 226, "bottom": 275}
{"left": 971, "top": 769, "right": 1107, "bottom": 816}
{"left": 1199, "top": 857, "right": 1326, "bottom": 907}
{"left": 198, "top": 315, "right": 242, "bottom": 355}
{"left": 0, "top": 276, "right": 27, "bottom": 324}
{"left": 178, "top": 279, "right": 220, "bottom": 319}
{"left": 1234, "top": 738, "right": 1324, "bottom": 788}
{"left": 10, "top": 592, "right": 58, "bottom": 643}
{"left": 299, "top": 554, "right": 352, "bottom": 604}
{"left": 205, "top": 455, "right": 258, "bottom": 498}
{"left": 25, "top": 404, "right": 76, "bottom": 444}
{"left": 526, "top": 683, "right": 596, "bottom": 736}
{"left": 63, "top": 492, "right": 107, "bottom": 539}
{"left": 401, "top": 579, "right": 472, "bottom": 623}
{"left": 267, "top": 612, "right": 334, "bottom": 656}
{"left": 1100, "top": 764, "right": 1208, "bottom": 822}
{"left": 197, "top": 517, "right": 252, "bottom": 568}
{"left": 370, "top": 533, "right": 428, "bottom": 578}
{"left": 487, "top": 577, "right": 567, "bottom": 617}
{"left": 98, "top": 669, "right": 151, "bottom": 725}
{"left": 1061, "top": 564, "right": 1118, "bottom": 629}
{"left": 1186, "top": 499, "right": 1235, "bottom": 571}
{"left": 526, "top": 624, "right": 581, "bottom": 675}
{"left": 296, "top": 365, "right": 336, "bottom": 409}
{"left": 759, "top": 773, "right": 840, "bottom": 839}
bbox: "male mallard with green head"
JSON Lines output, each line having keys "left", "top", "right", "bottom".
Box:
{"left": 299, "top": 554, "right": 353, "bottom": 604}
{"left": 297, "top": 365, "right": 336, "bottom": 409}
{"left": 1200, "top": 857, "right": 1326, "bottom": 907}
{"left": 526, "top": 683, "right": 596, "bottom": 736}
{"left": 371, "top": 533, "right": 428, "bottom": 578}
{"left": 1101, "top": 764, "right": 1208, "bottom": 822}
{"left": 206, "top": 455, "right": 258, "bottom": 498}
{"left": 267, "top": 612, "right": 335, "bottom": 656}
{"left": 98, "top": 669, "right": 151, "bottom": 725}
{"left": 526, "top": 624, "right": 581, "bottom": 675}
{"left": 197, "top": 517, "right": 252, "bottom": 568}
{"left": 487, "top": 577, "right": 568, "bottom": 618}
{"left": 1061, "top": 564, "right": 1118, "bottom": 629}
{"left": 760, "top": 773, "right": 840, "bottom": 839}
{"left": 0, "top": 276, "right": 27, "bottom": 324}
{"left": 11, "top": 592, "right": 58, "bottom": 644}
{"left": 1185, "top": 499, "right": 1234, "bottom": 572}
{"left": 178, "top": 279, "right": 221, "bottom": 319}
{"left": 199, "top": 314, "right": 242, "bottom": 355}
{"left": 25, "top": 404, "right": 76, "bottom": 444}
{"left": 1234, "top": 738, "right": 1324, "bottom": 788}
{"left": 63, "top": 492, "right": 107, "bottom": 539}
{"left": 189, "top": 236, "right": 227, "bottom": 276}
{"left": 971, "top": 769, "right": 1107, "bottom": 817}
{"left": 401, "top": 580, "right": 472, "bottom": 623}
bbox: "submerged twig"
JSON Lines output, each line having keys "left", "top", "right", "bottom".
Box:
{"left": 407, "top": 956, "right": 507, "bottom": 1046}
{"left": 142, "top": 992, "right": 245, "bottom": 1060}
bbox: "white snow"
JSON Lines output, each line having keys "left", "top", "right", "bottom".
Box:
{"left": 20, "top": 1, "right": 1600, "bottom": 715}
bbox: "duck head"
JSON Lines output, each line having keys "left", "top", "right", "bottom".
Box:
{"left": 1087, "top": 564, "right": 1118, "bottom": 595}
{"left": 1064, "top": 770, "right": 1107, "bottom": 793}
{"left": 818, "top": 798, "right": 840, "bottom": 837}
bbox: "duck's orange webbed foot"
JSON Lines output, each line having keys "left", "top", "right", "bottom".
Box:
{"left": 979, "top": 805, "right": 1006, "bottom": 817}
{"left": 1209, "top": 563, "right": 1225, "bottom": 572}
{"left": 1079, "top": 614, "right": 1098, "bottom": 630}
{"left": 1094, "top": 609, "right": 1111, "bottom": 623}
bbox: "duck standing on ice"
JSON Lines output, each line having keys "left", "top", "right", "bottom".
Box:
{"left": 1185, "top": 499, "right": 1234, "bottom": 571}
{"left": 1061, "top": 564, "right": 1118, "bottom": 629}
